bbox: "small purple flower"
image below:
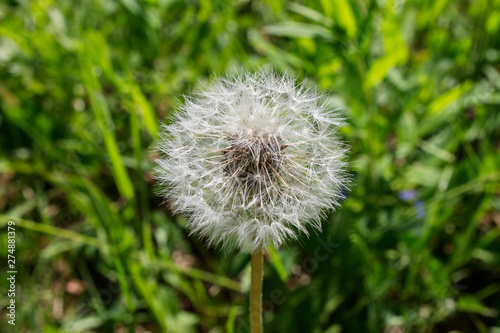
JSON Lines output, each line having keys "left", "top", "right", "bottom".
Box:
{"left": 415, "top": 200, "right": 425, "bottom": 219}
{"left": 398, "top": 190, "right": 425, "bottom": 219}
{"left": 399, "top": 190, "right": 416, "bottom": 201}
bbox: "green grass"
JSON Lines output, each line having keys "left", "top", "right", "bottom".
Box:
{"left": 1, "top": 0, "right": 500, "bottom": 332}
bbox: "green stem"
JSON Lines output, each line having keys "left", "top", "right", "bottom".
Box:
{"left": 250, "top": 250, "right": 264, "bottom": 333}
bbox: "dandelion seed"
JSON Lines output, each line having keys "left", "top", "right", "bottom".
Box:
{"left": 154, "top": 70, "right": 350, "bottom": 252}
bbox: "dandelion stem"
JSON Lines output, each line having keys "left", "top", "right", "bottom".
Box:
{"left": 250, "top": 250, "right": 264, "bottom": 333}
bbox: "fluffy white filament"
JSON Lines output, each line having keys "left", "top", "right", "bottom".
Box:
{"left": 154, "top": 71, "right": 350, "bottom": 252}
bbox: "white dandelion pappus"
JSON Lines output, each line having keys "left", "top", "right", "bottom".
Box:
{"left": 154, "top": 71, "right": 350, "bottom": 252}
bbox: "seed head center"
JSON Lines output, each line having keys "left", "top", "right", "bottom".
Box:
{"left": 221, "top": 133, "right": 286, "bottom": 184}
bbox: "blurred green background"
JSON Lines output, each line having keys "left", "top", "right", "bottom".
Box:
{"left": 1, "top": 0, "right": 500, "bottom": 332}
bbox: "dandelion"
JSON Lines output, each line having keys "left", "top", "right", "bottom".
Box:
{"left": 154, "top": 70, "right": 350, "bottom": 332}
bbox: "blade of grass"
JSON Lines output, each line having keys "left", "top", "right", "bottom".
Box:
{"left": 127, "top": 81, "right": 159, "bottom": 137}
{"left": 128, "top": 259, "right": 169, "bottom": 332}
{"left": 79, "top": 43, "right": 135, "bottom": 201}
{"left": 0, "top": 214, "right": 102, "bottom": 248}
{"left": 268, "top": 244, "right": 289, "bottom": 282}
{"left": 226, "top": 306, "right": 238, "bottom": 333}
{"left": 0, "top": 213, "right": 241, "bottom": 291}
{"left": 128, "top": 97, "right": 155, "bottom": 260}
{"left": 86, "top": 32, "right": 159, "bottom": 137}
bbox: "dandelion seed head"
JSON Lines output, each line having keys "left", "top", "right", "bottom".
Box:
{"left": 154, "top": 70, "right": 350, "bottom": 252}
